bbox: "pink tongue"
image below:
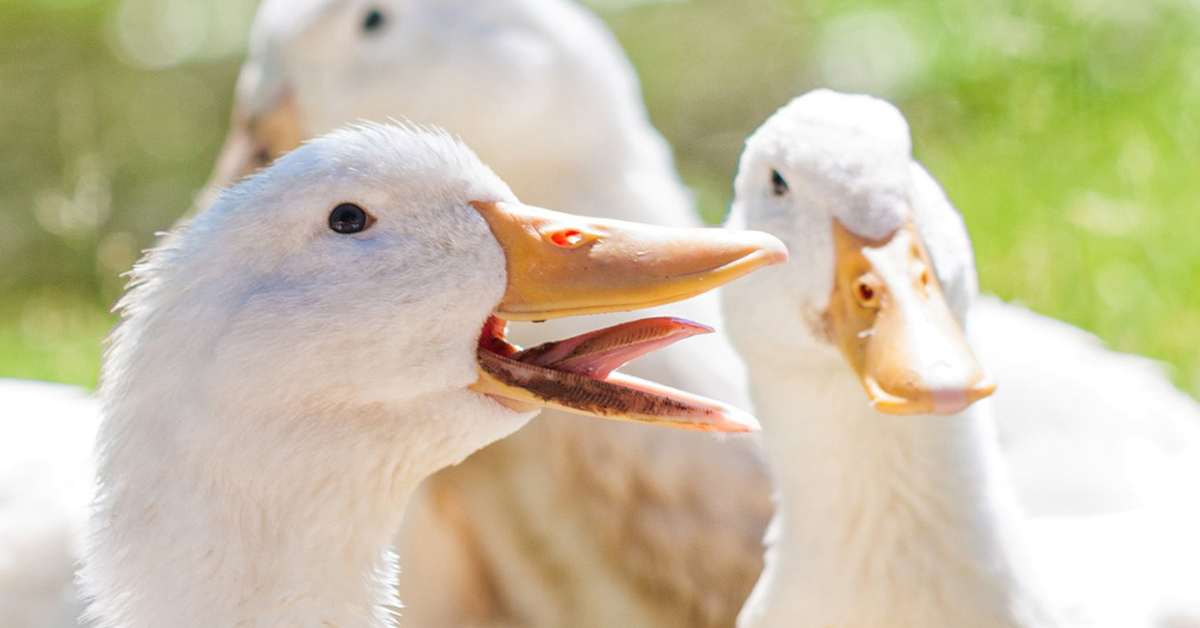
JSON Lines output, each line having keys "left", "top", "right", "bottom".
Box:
{"left": 512, "top": 317, "right": 712, "bottom": 379}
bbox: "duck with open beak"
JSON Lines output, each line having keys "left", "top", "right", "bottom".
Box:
{"left": 824, "top": 217, "right": 996, "bottom": 415}
{"left": 469, "top": 200, "right": 788, "bottom": 433}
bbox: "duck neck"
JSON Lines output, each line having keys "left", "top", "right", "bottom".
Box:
{"left": 81, "top": 384, "right": 486, "bottom": 628}
{"left": 742, "top": 353, "right": 1053, "bottom": 628}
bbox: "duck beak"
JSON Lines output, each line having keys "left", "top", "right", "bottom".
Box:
{"left": 824, "top": 219, "right": 995, "bottom": 415}
{"left": 472, "top": 201, "right": 787, "bottom": 320}
{"left": 201, "top": 91, "right": 305, "bottom": 205}
{"left": 470, "top": 200, "right": 788, "bottom": 433}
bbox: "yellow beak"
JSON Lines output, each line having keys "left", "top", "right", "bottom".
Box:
{"left": 470, "top": 201, "right": 788, "bottom": 433}
{"left": 825, "top": 219, "right": 995, "bottom": 415}
{"left": 473, "top": 201, "right": 787, "bottom": 320}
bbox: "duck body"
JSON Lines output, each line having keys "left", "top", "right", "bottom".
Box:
{"left": 0, "top": 380, "right": 94, "bottom": 628}
{"left": 971, "top": 298, "right": 1200, "bottom": 514}
{"left": 1026, "top": 507, "right": 1200, "bottom": 628}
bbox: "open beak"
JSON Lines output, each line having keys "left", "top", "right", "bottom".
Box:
{"left": 203, "top": 94, "right": 785, "bottom": 432}
{"left": 470, "top": 201, "right": 788, "bottom": 433}
{"left": 824, "top": 219, "right": 995, "bottom": 415}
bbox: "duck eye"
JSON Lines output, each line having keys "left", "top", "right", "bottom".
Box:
{"left": 329, "top": 203, "right": 373, "bottom": 234}
{"left": 362, "top": 8, "right": 386, "bottom": 33}
{"left": 770, "top": 169, "right": 789, "bottom": 196}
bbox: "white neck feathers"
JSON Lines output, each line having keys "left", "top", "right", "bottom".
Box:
{"left": 81, "top": 396, "right": 432, "bottom": 628}
{"left": 740, "top": 357, "right": 1056, "bottom": 628}
{"left": 81, "top": 328, "right": 509, "bottom": 628}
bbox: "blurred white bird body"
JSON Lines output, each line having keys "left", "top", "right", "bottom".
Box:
{"left": 909, "top": 162, "right": 1200, "bottom": 515}
{"left": 724, "top": 89, "right": 1200, "bottom": 628}
{"left": 0, "top": 380, "right": 94, "bottom": 628}
{"left": 971, "top": 298, "right": 1200, "bottom": 514}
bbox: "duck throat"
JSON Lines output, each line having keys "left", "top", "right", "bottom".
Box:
{"left": 79, "top": 392, "right": 462, "bottom": 628}
{"left": 742, "top": 364, "right": 1053, "bottom": 628}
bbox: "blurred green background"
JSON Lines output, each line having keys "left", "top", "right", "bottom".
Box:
{"left": 1, "top": 0, "right": 1197, "bottom": 395}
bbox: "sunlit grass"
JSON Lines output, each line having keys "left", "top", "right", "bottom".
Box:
{"left": 0, "top": 292, "right": 113, "bottom": 389}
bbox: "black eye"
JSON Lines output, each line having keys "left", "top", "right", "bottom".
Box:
{"left": 770, "top": 169, "right": 789, "bottom": 196}
{"left": 362, "top": 8, "right": 386, "bottom": 33}
{"left": 329, "top": 203, "right": 373, "bottom": 234}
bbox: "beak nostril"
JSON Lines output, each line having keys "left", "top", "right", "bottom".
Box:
{"left": 547, "top": 229, "right": 587, "bottom": 248}
{"left": 854, "top": 280, "right": 879, "bottom": 308}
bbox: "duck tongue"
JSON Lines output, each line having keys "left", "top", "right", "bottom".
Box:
{"left": 474, "top": 316, "right": 757, "bottom": 432}
{"left": 512, "top": 317, "right": 712, "bottom": 379}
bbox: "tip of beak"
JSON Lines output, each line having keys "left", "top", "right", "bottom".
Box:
{"left": 863, "top": 375, "right": 995, "bottom": 416}
{"left": 752, "top": 232, "right": 789, "bottom": 267}
{"left": 715, "top": 406, "right": 762, "bottom": 433}
{"left": 970, "top": 375, "right": 998, "bottom": 402}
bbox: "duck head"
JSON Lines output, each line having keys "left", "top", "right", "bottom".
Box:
{"left": 136, "top": 124, "right": 780, "bottom": 475}
{"left": 723, "top": 90, "right": 994, "bottom": 415}
{"left": 209, "top": 0, "right": 639, "bottom": 191}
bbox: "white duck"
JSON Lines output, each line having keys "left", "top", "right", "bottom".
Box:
{"left": 202, "top": 0, "right": 1200, "bottom": 625}
{"left": 723, "top": 89, "right": 1200, "bottom": 628}
{"left": 76, "top": 122, "right": 785, "bottom": 628}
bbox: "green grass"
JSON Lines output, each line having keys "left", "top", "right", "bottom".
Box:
{"left": 1, "top": 0, "right": 1198, "bottom": 397}
{"left": 0, "top": 293, "right": 113, "bottom": 389}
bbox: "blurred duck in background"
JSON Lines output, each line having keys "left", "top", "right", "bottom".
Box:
{"left": 723, "top": 89, "right": 1200, "bottom": 628}
{"left": 0, "top": 380, "right": 97, "bottom": 628}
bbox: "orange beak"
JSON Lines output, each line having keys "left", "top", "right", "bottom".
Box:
{"left": 470, "top": 200, "right": 789, "bottom": 432}
{"left": 824, "top": 219, "right": 995, "bottom": 414}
